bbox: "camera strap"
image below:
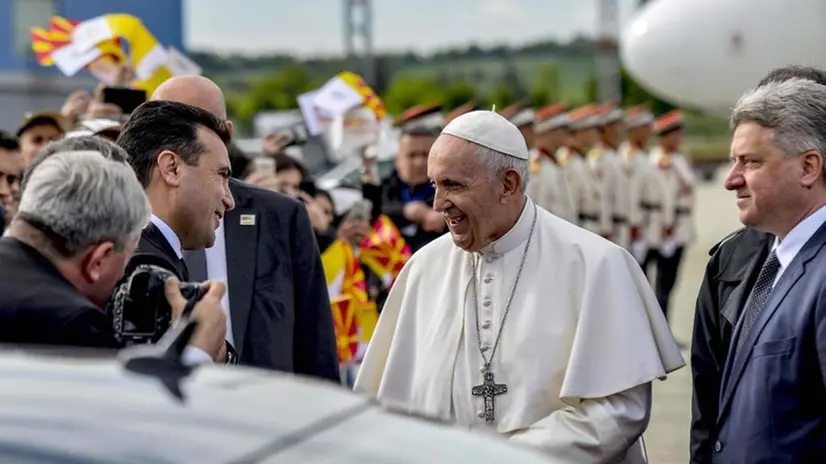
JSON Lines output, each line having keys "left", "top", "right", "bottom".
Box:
{"left": 182, "top": 296, "right": 199, "bottom": 317}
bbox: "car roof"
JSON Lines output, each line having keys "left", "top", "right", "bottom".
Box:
{"left": 0, "top": 350, "right": 551, "bottom": 463}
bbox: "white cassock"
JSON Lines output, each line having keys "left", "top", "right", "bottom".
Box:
{"left": 355, "top": 199, "right": 685, "bottom": 463}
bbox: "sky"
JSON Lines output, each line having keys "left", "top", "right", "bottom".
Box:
{"left": 184, "top": 0, "right": 641, "bottom": 56}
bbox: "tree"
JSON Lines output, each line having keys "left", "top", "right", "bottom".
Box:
{"left": 441, "top": 81, "right": 477, "bottom": 111}
{"left": 488, "top": 85, "right": 516, "bottom": 110}
{"left": 620, "top": 68, "right": 675, "bottom": 114}
{"left": 530, "top": 63, "right": 561, "bottom": 107}
{"left": 382, "top": 75, "right": 443, "bottom": 114}
{"left": 226, "top": 64, "right": 320, "bottom": 126}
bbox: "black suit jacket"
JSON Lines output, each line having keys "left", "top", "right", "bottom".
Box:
{"left": 137, "top": 222, "right": 188, "bottom": 280}
{"left": 690, "top": 226, "right": 773, "bottom": 463}
{"left": 222, "top": 179, "right": 339, "bottom": 381}
{"left": 0, "top": 237, "right": 118, "bottom": 348}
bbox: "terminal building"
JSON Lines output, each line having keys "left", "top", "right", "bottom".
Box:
{"left": 0, "top": 0, "right": 184, "bottom": 131}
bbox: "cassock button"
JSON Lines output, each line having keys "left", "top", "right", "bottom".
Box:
{"left": 481, "top": 320, "right": 492, "bottom": 329}
{"left": 484, "top": 275, "right": 493, "bottom": 283}
{"left": 713, "top": 441, "right": 722, "bottom": 453}
{"left": 483, "top": 299, "right": 491, "bottom": 307}
{"left": 480, "top": 344, "right": 491, "bottom": 352}
{"left": 477, "top": 410, "right": 485, "bottom": 418}
{"left": 485, "top": 256, "right": 495, "bottom": 263}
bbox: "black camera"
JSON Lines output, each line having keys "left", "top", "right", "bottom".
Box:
{"left": 106, "top": 254, "right": 206, "bottom": 346}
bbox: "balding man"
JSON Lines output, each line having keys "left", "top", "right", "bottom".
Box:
{"left": 148, "top": 76, "right": 339, "bottom": 381}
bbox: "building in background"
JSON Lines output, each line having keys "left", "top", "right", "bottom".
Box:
{"left": 0, "top": 0, "right": 184, "bottom": 131}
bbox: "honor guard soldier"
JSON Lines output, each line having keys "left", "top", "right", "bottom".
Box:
{"left": 382, "top": 104, "right": 447, "bottom": 252}
{"left": 499, "top": 100, "right": 536, "bottom": 150}
{"left": 591, "top": 102, "right": 631, "bottom": 246}
{"left": 620, "top": 104, "right": 660, "bottom": 264}
{"left": 526, "top": 103, "right": 576, "bottom": 223}
{"left": 559, "top": 105, "right": 608, "bottom": 236}
{"left": 445, "top": 101, "right": 479, "bottom": 124}
{"left": 649, "top": 110, "right": 693, "bottom": 320}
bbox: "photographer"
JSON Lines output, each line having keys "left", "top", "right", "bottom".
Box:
{"left": 0, "top": 147, "right": 226, "bottom": 362}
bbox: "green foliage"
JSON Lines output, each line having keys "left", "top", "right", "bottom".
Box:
{"left": 440, "top": 81, "right": 477, "bottom": 111}
{"left": 209, "top": 36, "right": 730, "bottom": 141}
{"left": 227, "top": 64, "right": 321, "bottom": 123}
{"left": 529, "top": 63, "right": 560, "bottom": 107}
{"left": 381, "top": 75, "right": 443, "bottom": 114}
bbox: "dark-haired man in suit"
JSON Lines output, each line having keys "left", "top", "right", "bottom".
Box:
{"left": 117, "top": 100, "right": 235, "bottom": 364}
{"left": 150, "top": 75, "right": 339, "bottom": 382}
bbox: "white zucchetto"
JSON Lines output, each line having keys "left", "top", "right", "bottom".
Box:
{"left": 440, "top": 110, "right": 530, "bottom": 161}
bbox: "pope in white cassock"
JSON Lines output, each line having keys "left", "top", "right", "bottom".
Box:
{"left": 354, "top": 110, "right": 685, "bottom": 463}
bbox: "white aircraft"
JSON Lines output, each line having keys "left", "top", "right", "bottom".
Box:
{"left": 620, "top": 0, "right": 826, "bottom": 116}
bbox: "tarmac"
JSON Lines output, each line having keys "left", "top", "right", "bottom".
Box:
{"left": 643, "top": 166, "right": 741, "bottom": 463}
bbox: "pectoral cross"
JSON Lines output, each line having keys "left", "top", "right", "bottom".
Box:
{"left": 471, "top": 369, "right": 508, "bottom": 424}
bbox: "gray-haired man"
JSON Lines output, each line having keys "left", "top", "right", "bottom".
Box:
{"left": 0, "top": 148, "right": 226, "bottom": 358}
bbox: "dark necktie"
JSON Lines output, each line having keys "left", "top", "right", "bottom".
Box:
{"left": 735, "top": 250, "right": 781, "bottom": 355}
{"left": 182, "top": 249, "right": 208, "bottom": 282}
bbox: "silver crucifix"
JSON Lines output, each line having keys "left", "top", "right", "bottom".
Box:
{"left": 471, "top": 369, "right": 508, "bottom": 424}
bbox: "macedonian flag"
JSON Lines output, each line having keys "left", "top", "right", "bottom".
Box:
{"left": 321, "top": 239, "right": 379, "bottom": 363}
{"left": 31, "top": 16, "right": 127, "bottom": 67}
{"left": 358, "top": 215, "right": 412, "bottom": 290}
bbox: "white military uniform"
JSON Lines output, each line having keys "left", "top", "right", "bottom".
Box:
{"left": 355, "top": 200, "right": 685, "bottom": 463}
{"left": 527, "top": 148, "right": 577, "bottom": 224}
{"left": 619, "top": 142, "right": 659, "bottom": 262}
{"left": 670, "top": 151, "right": 696, "bottom": 248}
{"left": 648, "top": 148, "right": 694, "bottom": 254}
{"left": 642, "top": 150, "right": 678, "bottom": 263}
{"left": 560, "top": 147, "right": 604, "bottom": 235}
{"left": 589, "top": 144, "right": 630, "bottom": 247}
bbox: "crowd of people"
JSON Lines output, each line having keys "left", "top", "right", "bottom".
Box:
{"left": 0, "top": 64, "right": 825, "bottom": 462}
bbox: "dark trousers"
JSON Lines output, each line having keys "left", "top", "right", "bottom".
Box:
{"left": 638, "top": 246, "right": 685, "bottom": 321}
{"left": 655, "top": 246, "right": 685, "bottom": 320}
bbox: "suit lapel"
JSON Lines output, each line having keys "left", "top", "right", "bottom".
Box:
{"left": 141, "top": 224, "right": 187, "bottom": 279}
{"left": 224, "top": 183, "right": 259, "bottom": 355}
{"left": 719, "top": 222, "right": 826, "bottom": 419}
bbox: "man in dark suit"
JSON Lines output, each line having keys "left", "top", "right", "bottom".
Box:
{"left": 0, "top": 147, "right": 226, "bottom": 357}
{"left": 690, "top": 65, "right": 826, "bottom": 463}
{"left": 150, "top": 76, "right": 340, "bottom": 381}
{"left": 704, "top": 76, "right": 826, "bottom": 462}
{"left": 117, "top": 101, "right": 235, "bottom": 363}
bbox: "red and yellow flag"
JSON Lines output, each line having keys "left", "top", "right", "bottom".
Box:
{"left": 30, "top": 16, "right": 77, "bottom": 66}
{"left": 321, "top": 239, "right": 379, "bottom": 363}
{"left": 359, "top": 215, "right": 412, "bottom": 290}
{"left": 30, "top": 16, "right": 127, "bottom": 67}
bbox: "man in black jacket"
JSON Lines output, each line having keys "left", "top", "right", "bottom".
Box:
{"left": 117, "top": 100, "right": 236, "bottom": 363}
{"left": 149, "top": 76, "right": 340, "bottom": 381}
{"left": 0, "top": 147, "right": 226, "bottom": 357}
{"left": 690, "top": 65, "right": 826, "bottom": 463}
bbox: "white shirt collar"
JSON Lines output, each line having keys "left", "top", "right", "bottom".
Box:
{"left": 479, "top": 198, "right": 534, "bottom": 256}
{"left": 772, "top": 205, "right": 826, "bottom": 269}
{"left": 149, "top": 214, "right": 183, "bottom": 259}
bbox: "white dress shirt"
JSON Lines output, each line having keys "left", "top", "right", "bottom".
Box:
{"left": 204, "top": 218, "right": 234, "bottom": 346}
{"left": 771, "top": 205, "right": 826, "bottom": 286}
{"left": 148, "top": 214, "right": 214, "bottom": 365}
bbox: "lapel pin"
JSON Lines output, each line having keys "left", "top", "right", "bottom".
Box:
{"left": 240, "top": 214, "right": 256, "bottom": 226}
